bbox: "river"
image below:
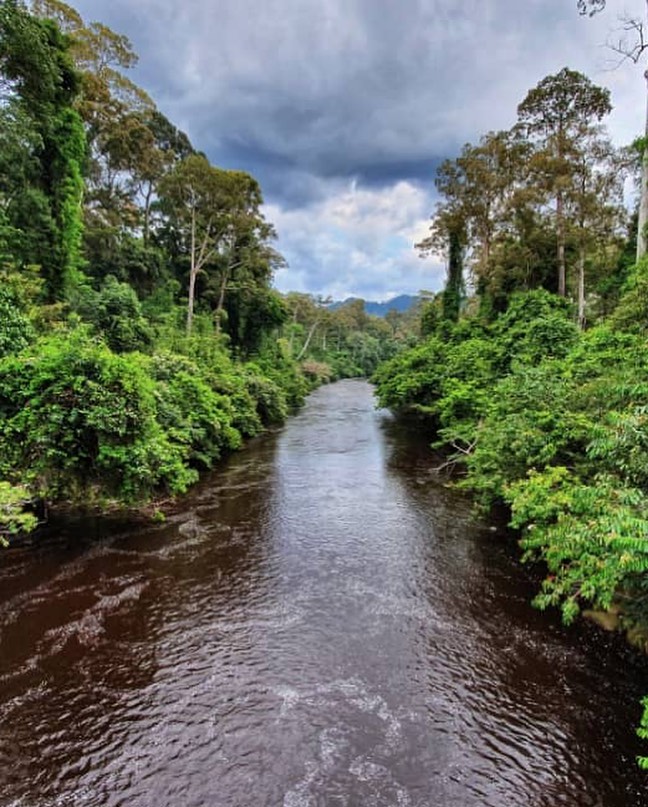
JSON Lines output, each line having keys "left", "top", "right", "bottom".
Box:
{"left": 0, "top": 380, "right": 647, "bottom": 806}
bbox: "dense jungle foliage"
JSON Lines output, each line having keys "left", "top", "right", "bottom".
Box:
{"left": 373, "top": 64, "right": 648, "bottom": 760}
{"left": 0, "top": 0, "right": 410, "bottom": 541}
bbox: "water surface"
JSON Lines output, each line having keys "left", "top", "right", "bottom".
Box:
{"left": 1, "top": 380, "right": 647, "bottom": 806}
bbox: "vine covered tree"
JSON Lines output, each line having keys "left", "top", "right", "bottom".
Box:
{"left": 0, "top": 0, "right": 86, "bottom": 300}
{"left": 442, "top": 227, "right": 465, "bottom": 322}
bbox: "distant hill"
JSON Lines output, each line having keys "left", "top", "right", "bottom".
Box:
{"left": 329, "top": 294, "right": 419, "bottom": 318}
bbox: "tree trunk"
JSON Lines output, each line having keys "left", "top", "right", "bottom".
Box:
{"left": 442, "top": 228, "right": 464, "bottom": 321}
{"left": 296, "top": 321, "right": 318, "bottom": 361}
{"left": 637, "top": 68, "right": 648, "bottom": 262}
{"left": 557, "top": 190, "right": 566, "bottom": 296}
{"left": 577, "top": 243, "right": 586, "bottom": 330}
{"left": 187, "top": 270, "right": 197, "bottom": 334}
{"left": 143, "top": 182, "right": 153, "bottom": 248}
{"left": 288, "top": 307, "right": 298, "bottom": 353}
{"left": 186, "top": 206, "right": 196, "bottom": 334}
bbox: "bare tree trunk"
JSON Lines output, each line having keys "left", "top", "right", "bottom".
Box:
{"left": 296, "top": 321, "right": 318, "bottom": 361}
{"left": 637, "top": 68, "right": 648, "bottom": 262}
{"left": 557, "top": 191, "right": 566, "bottom": 296}
{"left": 577, "top": 243, "right": 586, "bottom": 329}
{"left": 187, "top": 207, "right": 197, "bottom": 334}
{"left": 288, "top": 307, "right": 298, "bottom": 353}
{"left": 186, "top": 204, "right": 215, "bottom": 335}
{"left": 215, "top": 256, "right": 241, "bottom": 334}
{"left": 143, "top": 182, "right": 153, "bottom": 248}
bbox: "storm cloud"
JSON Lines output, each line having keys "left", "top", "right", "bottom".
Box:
{"left": 73, "top": 0, "right": 645, "bottom": 298}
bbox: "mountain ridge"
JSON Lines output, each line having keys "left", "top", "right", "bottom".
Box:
{"left": 328, "top": 294, "right": 418, "bottom": 317}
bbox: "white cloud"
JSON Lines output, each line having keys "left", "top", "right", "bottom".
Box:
{"left": 265, "top": 179, "right": 445, "bottom": 300}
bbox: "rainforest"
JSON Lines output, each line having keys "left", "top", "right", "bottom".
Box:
{"left": 2, "top": 0, "right": 648, "bottom": 804}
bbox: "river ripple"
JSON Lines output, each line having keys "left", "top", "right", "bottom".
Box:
{"left": 0, "top": 379, "right": 647, "bottom": 806}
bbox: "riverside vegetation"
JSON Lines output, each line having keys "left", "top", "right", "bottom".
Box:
{"left": 373, "top": 66, "right": 648, "bottom": 765}
{"left": 0, "top": 0, "right": 410, "bottom": 542}
{"left": 4, "top": 0, "right": 648, "bottom": 774}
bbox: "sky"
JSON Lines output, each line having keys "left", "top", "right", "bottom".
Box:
{"left": 72, "top": 0, "right": 646, "bottom": 301}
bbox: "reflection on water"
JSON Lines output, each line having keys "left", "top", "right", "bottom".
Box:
{"left": 0, "top": 380, "right": 647, "bottom": 806}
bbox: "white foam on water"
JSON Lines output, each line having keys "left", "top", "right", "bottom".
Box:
{"left": 279, "top": 678, "right": 413, "bottom": 807}
{"left": 283, "top": 760, "right": 319, "bottom": 807}
{"left": 274, "top": 685, "right": 301, "bottom": 718}
{"left": 41, "top": 581, "right": 148, "bottom": 653}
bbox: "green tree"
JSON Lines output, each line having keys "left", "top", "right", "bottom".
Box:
{"left": 159, "top": 155, "right": 278, "bottom": 336}
{"left": 75, "top": 274, "right": 153, "bottom": 352}
{"left": 31, "top": 0, "right": 167, "bottom": 268}
{"left": 442, "top": 227, "right": 465, "bottom": 322}
{"left": 566, "top": 134, "right": 625, "bottom": 327}
{"left": 0, "top": 0, "right": 85, "bottom": 300}
{"left": 517, "top": 67, "right": 612, "bottom": 297}
{"left": 417, "top": 131, "right": 532, "bottom": 304}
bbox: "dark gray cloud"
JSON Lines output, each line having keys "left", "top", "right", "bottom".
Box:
{"left": 71, "top": 0, "right": 645, "bottom": 298}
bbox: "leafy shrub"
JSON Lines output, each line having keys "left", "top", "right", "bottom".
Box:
{"left": 508, "top": 467, "right": 648, "bottom": 624}
{"left": 465, "top": 362, "right": 593, "bottom": 505}
{"left": 0, "top": 330, "right": 195, "bottom": 502}
{"left": 0, "top": 482, "right": 39, "bottom": 544}
{"left": 76, "top": 275, "right": 154, "bottom": 353}
{"left": 373, "top": 335, "right": 448, "bottom": 417}
{"left": 609, "top": 256, "right": 648, "bottom": 333}
{"left": 374, "top": 288, "right": 648, "bottom": 628}
{"left": 148, "top": 351, "right": 242, "bottom": 469}
{"left": 490, "top": 290, "right": 577, "bottom": 372}
{"left": 242, "top": 362, "right": 288, "bottom": 425}
{"left": 0, "top": 286, "right": 34, "bottom": 357}
{"left": 301, "top": 359, "right": 333, "bottom": 384}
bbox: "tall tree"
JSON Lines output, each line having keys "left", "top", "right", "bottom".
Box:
{"left": 577, "top": 0, "right": 648, "bottom": 260}
{"left": 158, "top": 154, "right": 278, "bottom": 336}
{"left": 0, "top": 0, "right": 85, "bottom": 300}
{"left": 442, "top": 227, "right": 465, "bottom": 322}
{"left": 134, "top": 110, "right": 194, "bottom": 246}
{"left": 31, "top": 0, "right": 159, "bottom": 253}
{"left": 417, "top": 131, "right": 529, "bottom": 302}
{"left": 567, "top": 135, "right": 625, "bottom": 327}
{"left": 517, "top": 68, "right": 612, "bottom": 296}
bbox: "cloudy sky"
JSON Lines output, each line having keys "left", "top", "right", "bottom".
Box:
{"left": 74, "top": 0, "right": 645, "bottom": 300}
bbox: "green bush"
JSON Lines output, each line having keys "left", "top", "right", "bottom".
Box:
{"left": 465, "top": 362, "right": 593, "bottom": 505}
{"left": 374, "top": 288, "right": 648, "bottom": 627}
{"left": 242, "top": 362, "right": 288, "bottom": 425}
{"left": 148, "top": 351, "right": 242, "bottom": 470}
{"left": 508, "top": 467, "right": 648, "bottom": 624}
{"left": 609, "top": 256, "right": 648, "bottom": 333}
{"left": 0, "top": 330, "right": 195, "bottom": 502}
{"left": 0, "top": 286, "right": 34, "bottom": 357}
{"left": 76, "top": 275, "right": 154, "bottom": 353}
{"left": 0, "top": 482, "right": 39, "bottom": 544}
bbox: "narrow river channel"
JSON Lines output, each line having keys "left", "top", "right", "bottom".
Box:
{"left": 1, "top": 380, "right": 647, "bottom": 806}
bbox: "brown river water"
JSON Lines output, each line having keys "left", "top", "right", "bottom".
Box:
{"left": 1, "top": 379, "right": 647, "bottom": 807}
